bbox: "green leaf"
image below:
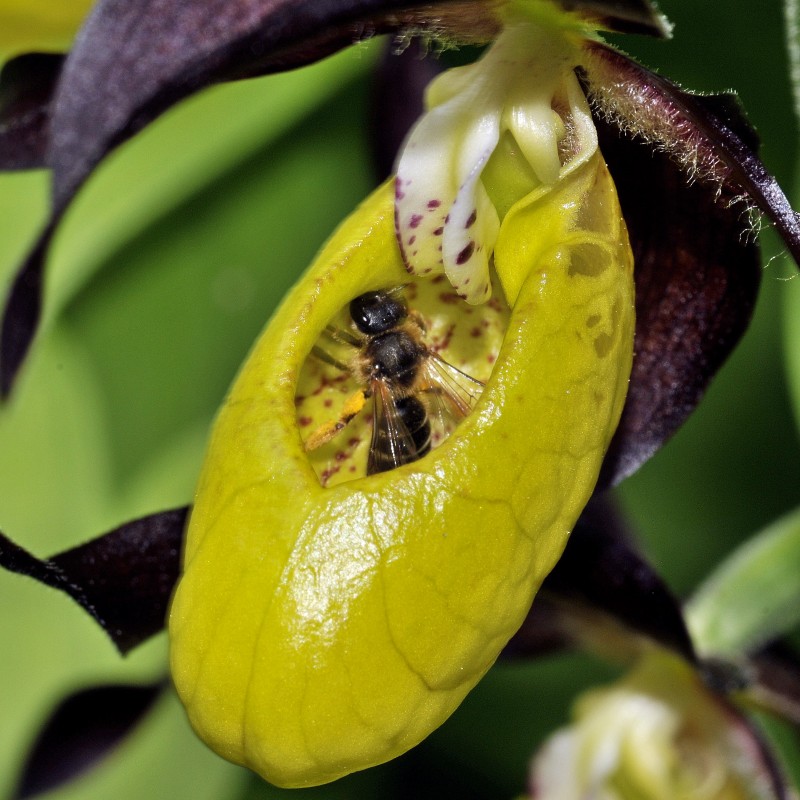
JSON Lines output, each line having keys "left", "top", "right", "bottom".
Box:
{"left": 686, "top": 506, "right": 800, "bottom": 656}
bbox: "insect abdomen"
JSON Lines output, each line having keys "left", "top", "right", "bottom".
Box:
{"left": 368, "top": 395, "right": 431, "bottom": 475}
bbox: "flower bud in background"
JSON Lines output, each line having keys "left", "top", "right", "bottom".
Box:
{"left": 530, "top": 653, "right": 787, "bottom": 800}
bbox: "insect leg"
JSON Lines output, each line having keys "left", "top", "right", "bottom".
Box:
{"left": 310, "top": 345, "right": 350, "bottom": 373}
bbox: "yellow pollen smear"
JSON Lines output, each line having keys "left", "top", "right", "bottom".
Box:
{"left": 169, "top": 149, "right": 634, "bottom": 787}
{"left": 303, "top": 389, "right": 367, "bottom": 454}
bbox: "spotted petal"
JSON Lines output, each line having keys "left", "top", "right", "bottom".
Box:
{"left": 395, "top": 71, "right": 501, "bottom": 302}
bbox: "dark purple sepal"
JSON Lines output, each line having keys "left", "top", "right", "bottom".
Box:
{"left": 0, "top": 507, "right": 188, "bottom": 653}
{"left": 505, "top": 497, "right": 696, "bottom": 664}
{"left": 584, "top": 51, "right": 769, "bottom": 486}
{"left": 556, "top": 0, "right": 670, "bottom": 38}
{"left": 584, "top": 43, "right": 800, "bottom": 266}
{"left": 0, "top": 53, "right": 63, "bottom": 170}
{"left": 46, "top": 0, "right": 475, "bottom": 212}
{"left": 0, "top": 221, "right": 56, "bottom": 397}
{"left": 14, "top": 681, "right": 166, "bottom": 800}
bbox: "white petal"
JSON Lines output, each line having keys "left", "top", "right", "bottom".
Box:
{"left": 395, "top": 92, "right": 501, "bottom": 285}
{"left": 441, "top": 142, "right": 499, "bottom": 304}
{"left": 393, "top": 20, "right": 593, "bottom": 304}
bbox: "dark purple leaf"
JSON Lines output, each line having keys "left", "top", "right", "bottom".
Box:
{"left": 14, "top": 681, "right": 165, "bottom": 800}
{"left": 0, "top": 53, "right": 63, "bottom": 170}
{"left": 0, "top": 507, "right": 187, "bottom": 653}
{"left": 0, "top": 223, "right": 55, "bottom": 397}
{"left": 585, "top": 59, "right": 766, "bottom": 486}
{"left": 505, "top": 497, "right": 696, "bottom": 664}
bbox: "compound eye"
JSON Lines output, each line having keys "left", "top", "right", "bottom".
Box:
{"left": 350, "top": 291, "right": 407, "bottom": 335}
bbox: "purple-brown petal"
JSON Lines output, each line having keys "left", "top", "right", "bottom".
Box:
{"left": 14, "top": 681, "right": 165, "bottom": 800}
{"left": 0, "top": 507, "right": 187, "bottom": 653}
{"left": 45, "top": 0, "right": 472, "bottom": 213}
{"left": 0, "top": 224, "right": 54, "bottom": 397}
{"left": 583, "top": 43, "right": 800, "bottom": 266}
{"left": 581, "top": 44, "right": 793, "bottom": 486}
{"left": 595, "top": 112, "right": 762, "bottom": 487}
{"left": 0, "top": 53, "right": 63, "bottom": 170}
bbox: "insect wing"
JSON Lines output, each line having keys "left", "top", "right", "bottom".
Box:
{"left": 367, "top": 380, "right": 419, "bottom": 475}
{"left": 417, "top": 353, "right": 484, "bottom": 445}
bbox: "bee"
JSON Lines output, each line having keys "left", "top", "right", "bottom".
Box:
{"left": 304, "top": 287, "right": 485, "bottom": 475}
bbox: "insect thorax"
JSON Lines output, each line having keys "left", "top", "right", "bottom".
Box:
{"left": 363, "top": 330, "right": 425, "bottom": 388}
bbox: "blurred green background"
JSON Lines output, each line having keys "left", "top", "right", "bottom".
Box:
{"left": 1, "top": 0, "right": 799, "bottom": 797}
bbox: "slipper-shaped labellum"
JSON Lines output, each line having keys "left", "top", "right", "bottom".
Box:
{"left": 169, "top": 15, "right": 635, "bottom": 788}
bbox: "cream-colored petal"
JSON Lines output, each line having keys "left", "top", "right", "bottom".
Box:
{"left": 395, "top": 94, "right": 501, "bottom": 284}
{"left": 441, "top": 146, "right": 499, "bottom": 303}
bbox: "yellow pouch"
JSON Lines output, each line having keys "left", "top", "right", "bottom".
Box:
{"left": 169, "top": 150, "right": 634, "bottom": 787}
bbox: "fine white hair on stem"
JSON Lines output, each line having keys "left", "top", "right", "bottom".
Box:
{"left": 581, "top": 44, "right": 762, "bottom": 240}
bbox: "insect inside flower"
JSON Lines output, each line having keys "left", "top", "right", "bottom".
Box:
{"left": 2, "top": 0, "right": 800, "bottom": 794}
{"left": 297, "top": 279, "right": 509, "bottom": 485}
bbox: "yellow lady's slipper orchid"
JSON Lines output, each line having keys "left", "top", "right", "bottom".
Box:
{"left": 0, "top": 0, "right": 93, "bottom": 59}
{"left": 169, "top": 9, "right": 634, "bottom": 786}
